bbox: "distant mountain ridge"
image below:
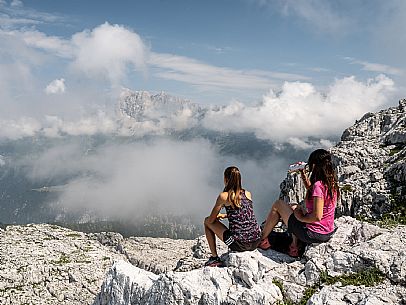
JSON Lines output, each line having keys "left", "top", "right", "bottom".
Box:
{"left": 118, "top": 89, "right": 204, "bottom": 121}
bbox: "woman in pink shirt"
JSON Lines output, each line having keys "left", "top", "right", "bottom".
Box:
{"left": 259, "top": 149, "right": 339, "bottom": 257}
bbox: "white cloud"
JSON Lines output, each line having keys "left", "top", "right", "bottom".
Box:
{"left": 22, "top": 138, "right": 289, "bottom": 221}
{"left": 0, "top": 117, "right": 41, "bottom": 140}
{"left": 10, "top": 0, "right": 23, "bottom": 7}
{"left": 45, "top": 78, "right": 66, "bottom": 94}
{"left": 44, "top": 112, "right": 118, "bottom": 137}
{"left": 274, "top": 0, "right": 349, "bottom": 34}
{"left": 6, "top": 23, "right": 148, "bottom": 84}
{"left": 0, "top": 75, "right": 396, "bottom": 146}
{"left": 202, "top": 75, "right": 395, "bottom": 146}
{"left": 19, "top": 29, "right": 72, "bottom": 58}
{"left": 149, "top": 52, "right": 309, "bottom": 91}
{"left": 70, "top": 23, "right": 148, "bottom": 84}
{"left": 0, "top": 155, "right": 5, "bottom": 167}
{"left": 345, "top": 57, "right": 403, "bottom": 76}
{"left": 0, "top": 0, "right": 64, "bottom": 29}
{"left": 26, "top": 139, "right": 221, "bottom": 219}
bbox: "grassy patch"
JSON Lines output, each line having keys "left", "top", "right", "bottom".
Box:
{"left": 0, "top": 285, "right": 24, "bottom": 293}
{"left": 75, "top": 259, "right": 92, "bottom": 264}
{"left": 341, "top": 184, "right": 353, "bottom": 193}
{"left": 273, "top": 278, "right": 314, "bottom": 305}
{"left": 389, "top": 147, "right": 402, "bottom": 156}
{"left": 379, "top": 184, "right": 406, "bottom": 227}
{"left": 319, "top": 267, "right": 384, "bottom": 287}
{"left": 66, "top": 233, "right": 82, "bottom": 238}
{"left": 272, "top": 267, "right": 384, "bottom": 305}
{"left": 53, "top": 253, "right": 71, "bottom": 265}
{"left": 299, "top": 287, "right": 317, "bottom": 305}
{"left": 83, "top": 245, "right": 93, "bottom": 252}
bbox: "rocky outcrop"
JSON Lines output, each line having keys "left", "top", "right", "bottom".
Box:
{"left": 95, "top": 217, "right": 406, "bottom": 305}
{"left": 280, "top": 99, "right": 406, "bottom": 220}
{"left": 0, "top": 217, "right": 405, "bottom": 304}
{"left": 0, "top": 224, "right": 126, "bottom": 305}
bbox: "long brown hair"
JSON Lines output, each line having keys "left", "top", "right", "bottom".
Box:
{"left": 223, "top": 166, "right": 242, "bottom": 209}
{"left": 306, "top": 149, "right": 340, "bottom": 202}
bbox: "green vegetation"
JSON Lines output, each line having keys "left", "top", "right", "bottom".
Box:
{"left": 272, "top": 267, "right": 385, "bottom": 305}
{"left": 0, "top": 285, "right": 24, "bottom": 293}
{"left": 389, "top": 146, "right": 403, "bottom": 156}
{"left": 341, "top": 184, "right": 353, "bottom": 193}
{"left": 75, "top": 259, "right": 92, "bottom": 264}
{"left": 299, "top": 287, "right": 317, "bottom": 305}
{"left": 66, "top": 233, "right": 82, "bottom": 238}
{"left": 319, "top": 268, "right": 384, "bottom": 287}
{"left": 83, "top": 245, "right": 93, "bottom": 252}
{"left": 53, "top": 253, "right": 71, "bottom": 265}
{"left": 378, "top": 180, "right": 406, "bottom": 227}
{"left": 272, "top": 279, "right": 283, "bottom": 292}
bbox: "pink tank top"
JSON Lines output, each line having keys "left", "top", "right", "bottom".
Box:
{"left": 305, "top": 181, "right": 336, "bottom": 234}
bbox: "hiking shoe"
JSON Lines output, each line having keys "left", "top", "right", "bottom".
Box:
{"left": 204, "top": 256, "right": 223, "bottom": 267}
{"left": 258, "top": 238, "right": 271, "bottom": 250}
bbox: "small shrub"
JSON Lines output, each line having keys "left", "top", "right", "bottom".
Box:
{"left": 341, "top": 184, "right": 353, "bottom": 193}
{"left": 53, "top": 253, "right": 70, "bottom": 265}
{"left": 319, "top": 268, "right": 384, "bottom": 287}
{"left": 299, "top": 287, "right": 317, "bottom": 305}
{"left": 66, "top": 233, "right": 82, "bottom": 238}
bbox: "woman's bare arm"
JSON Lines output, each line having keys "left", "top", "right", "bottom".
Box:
{"left": 205, "top": 192, "right": 228, "bottom": 224}
{"left": 245, "top": 190, "right": 252, "bottom": 201}
{"left": 294, "top": 196, "right": 324, "bottom": 223}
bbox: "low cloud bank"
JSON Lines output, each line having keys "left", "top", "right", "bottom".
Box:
{"left": 20, "top": 138, "right": 288, "bottom": 222}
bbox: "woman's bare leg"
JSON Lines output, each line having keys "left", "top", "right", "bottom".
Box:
{"left": 204, "top": 217, "right": 228, "bottom": 257}
{"left": 261, "top": 200, "right": 294, "bottom": 240}
{"left": 288, "top": 204, "right": 300, "bottom": 254}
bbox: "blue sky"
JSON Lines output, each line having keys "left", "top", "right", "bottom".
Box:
{"left": 0, "top": 0, "right": 404, "bottom": 142}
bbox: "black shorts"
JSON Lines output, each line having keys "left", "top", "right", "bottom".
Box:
{"left": 223, "top": 229, "right": 260, "bottom": 252}
{"left": 287, "top": 214, "right": 334, "bottom": 244}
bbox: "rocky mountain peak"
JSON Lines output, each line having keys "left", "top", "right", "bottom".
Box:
{"left": 281, "top": 99, "right": 406, "bottom": 221}
{"left": 118, "top": 89, "right": 201, "bottom": 121}
{"left": 341, "top": 99, "right": 406, "bottom": 143}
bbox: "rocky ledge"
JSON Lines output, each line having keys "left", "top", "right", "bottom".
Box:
{"left": 1, "top": 217, "right": 405, "bottom": 305}
{"left": 0, "top": 224, "right": 124, "bottom": 304}
{"left": 97, "top": 216, "right": 405, "bottom": 305}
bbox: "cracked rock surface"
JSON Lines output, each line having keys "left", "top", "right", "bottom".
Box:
{"left": 0, "top": 224, "right": 126, "bottom": 305}
{"left": 94, "top": 216, "right": 406, "bottom": 305}
{"left": 0, "top": 218, "right": 404, "bottom": 305}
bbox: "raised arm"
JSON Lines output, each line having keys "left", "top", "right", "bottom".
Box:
{"left": 299, "top": 168, "right": 311, "bottom": 190}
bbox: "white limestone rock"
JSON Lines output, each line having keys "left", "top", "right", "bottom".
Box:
{"left": 95, "top": 216, "right": 406, "bottom": 305}
{"left": 307, "top": 282, "right": 406, "bottom": 305}
{"left": 94, "top": 258, "right": 283, "bottom": 305}
{"left": 0, "top": 224, "right": 126, "bottom": 305}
